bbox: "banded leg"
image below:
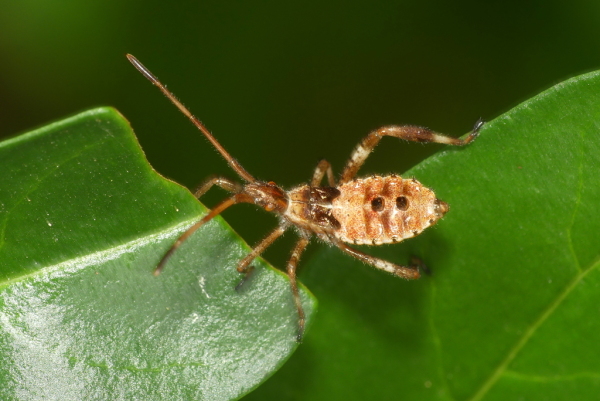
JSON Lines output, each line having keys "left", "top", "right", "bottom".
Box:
{"left": 330, "top": 237, "right": 421, "bottom": 280}
{"left": 340, "top": 118, "right": 484, "bottom": 184}
{"left": 311, "top": 159, "right": 336, "bottom": 186}
{"left": 287, "top": 236, "right": 310, "bottom": 342}
{"left": 154, "top": 193, "right": 247, "bottom": 276}
{"left": 234, "top": 225, "right": 287, "bottom": 291}
{"left": 194, "top": 175, "right": 242, "bottom": 198}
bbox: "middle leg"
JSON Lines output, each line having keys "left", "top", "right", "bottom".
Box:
{"left": 311, "top": 159, "right": 336, "bottom": 187}
{"left": 286, "top": 236, "right": 311, "bottom": 342}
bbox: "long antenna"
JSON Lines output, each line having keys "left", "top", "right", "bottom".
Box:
{"left": 126, "top": 54, "right": 256, "bottom": 183}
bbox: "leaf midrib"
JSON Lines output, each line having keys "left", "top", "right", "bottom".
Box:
{"left": 467, "top": 255, "right": 600, "bottom": 401}
{"left": 0, "top": 219, "right": 195, "bottom": 290}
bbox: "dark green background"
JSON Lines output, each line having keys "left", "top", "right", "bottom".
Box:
{"left": 2, "top": 1, "right": 600, "bottom": 257}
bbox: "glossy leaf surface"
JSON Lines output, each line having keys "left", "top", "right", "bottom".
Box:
{"left": 0, "top": 108, "right": 316, "bottom": 401}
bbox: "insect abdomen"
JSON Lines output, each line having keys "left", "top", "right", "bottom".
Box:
{"left": 331, "top": 176, "right": 448, "bottom": 245}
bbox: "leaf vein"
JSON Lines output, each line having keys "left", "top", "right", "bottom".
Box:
{"left": 503, "top": 369, "right": 600, "bottom": 383}
{"left": 429, "top": 280, "right": 456, "bottom": 401}
{"left": 468, "top": 257, "right": 600, "bottom": 401}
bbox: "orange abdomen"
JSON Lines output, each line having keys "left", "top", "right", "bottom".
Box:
{"left": 331, "top": 176, "right": 448, "bottom": 245}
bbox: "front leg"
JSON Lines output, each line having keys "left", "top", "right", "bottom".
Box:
{"left": 236, "top": 225, "right": 287, "bottom": 274}
{"left": 154, "top": 195, "right": 240, "bottom": 276}
{"left": 339, "top": 119, "right": 483, "bottom": 184}
{"left": 194, "top": 175, "right": 243, "bottom": 198}
{"left": 234, "top": 225, "right": 287, "bottom": 292}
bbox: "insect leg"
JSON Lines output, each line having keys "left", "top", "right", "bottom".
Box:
{"left": 286, "top": 236, "right": 310, "bottom": 342}
{"left": 154, "top": 194, "right": 246, "bottom": 276}
{"left": 194, "top": 175, "right": 242, "bottom": 198}
{"left": 339, "top": 119, "right": 484, "bottom": 184}
{"left": 237, "top": 225, "right": 287, "bottom": 273}
{"left": 311, "top": 159, "right": 336, "bottom": 186}
{"left": 235, "top": 224, "right": 287, "bottom": 287}
{"left": 330, "top": 237, "right": 421, "bottom": 280}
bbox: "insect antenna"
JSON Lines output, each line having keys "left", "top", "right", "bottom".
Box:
{"left": 126, "top": 54, "right": 255, "bottom": 183}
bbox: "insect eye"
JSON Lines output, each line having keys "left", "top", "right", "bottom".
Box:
{"left": 371, "top": 197, "right": 385, "bottom": 212}
{"left": 396, "top": 196, "right": 409, "bottom": 211}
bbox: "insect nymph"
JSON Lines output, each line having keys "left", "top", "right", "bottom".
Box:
{"left": 127, "top": 54, "right": 482, "bottom": 341}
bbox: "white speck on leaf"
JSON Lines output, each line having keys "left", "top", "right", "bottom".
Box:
{"left": 198, "top": 276, "right": 211, "bottom": 299}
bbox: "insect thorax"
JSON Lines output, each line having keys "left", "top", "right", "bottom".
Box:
{"left": 285, "top": 185, "right": 342, "bottom": 234}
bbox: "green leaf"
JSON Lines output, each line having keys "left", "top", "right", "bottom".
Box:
{"left": 0, "top": 108, "right": 316, "bottom": 400}
{"left": 245, "top": 71, "right": 600, "bottom": 400}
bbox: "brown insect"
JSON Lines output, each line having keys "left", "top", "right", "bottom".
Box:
{"left": 127, "top": 54, "right": 482, "bottom": 341}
